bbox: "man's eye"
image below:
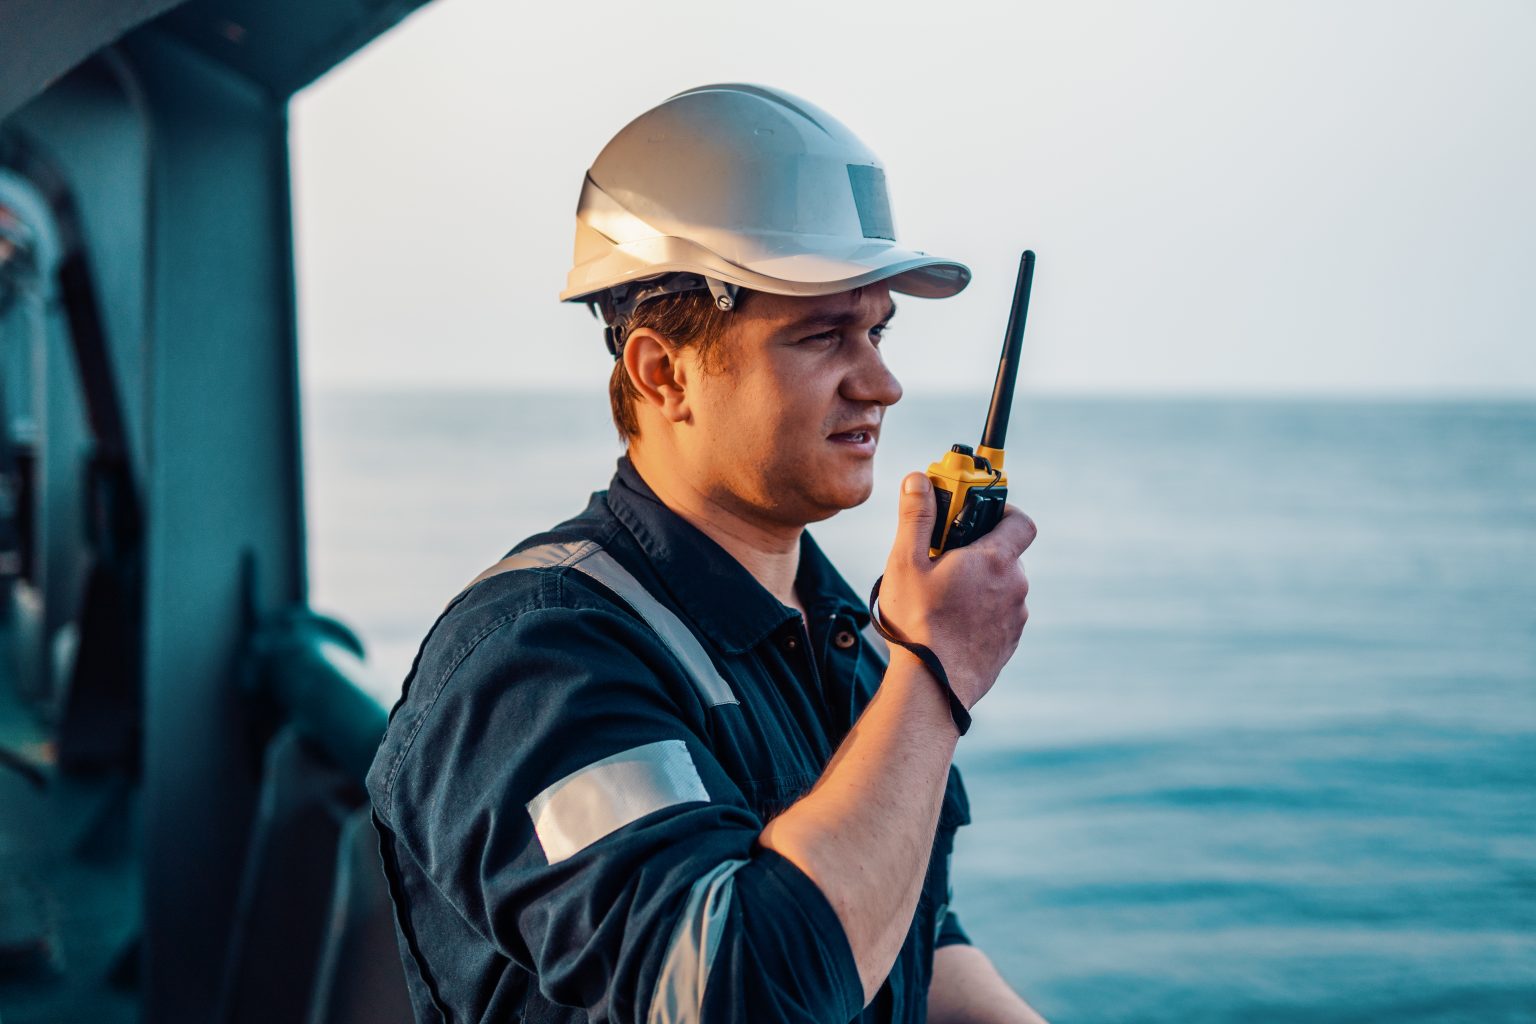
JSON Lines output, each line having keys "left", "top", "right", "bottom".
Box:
{"left": 802, "top": 331, "right": 838, "bottom": 345}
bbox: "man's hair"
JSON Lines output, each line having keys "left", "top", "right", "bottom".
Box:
{"left": 608, "top": 288, "right": 744, "bottom": 442}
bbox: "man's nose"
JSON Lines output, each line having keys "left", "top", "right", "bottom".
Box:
{"left": 844, "top": 342, "right": 903, "bottom": 407}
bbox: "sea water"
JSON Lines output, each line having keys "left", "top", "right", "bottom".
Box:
{"left": 304, "top": 391, "right": 1536, "bottom": 1023}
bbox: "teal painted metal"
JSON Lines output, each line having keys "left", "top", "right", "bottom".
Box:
{"left": 1, "top": 0, "right": 437, "bottom": 124}
{"left": 113, "top": 26, "right": 308, "bottom": 1019}
{"left": 246, "top": 607, "right": 388, "bottom": 788}
{"left": 0, "top": 151, "right": 92, "bottom": 706}
{"left": 1, "top": 1, "right": 442, "bottom": 1019}
{"left": 158, "top": 0, "right": 438, "bottom": 102}
{"left": 0, "top": 0, "right": 187, "bottom": 122}
{"left": 6, "top": 57, "right": 154, "bottom": 771}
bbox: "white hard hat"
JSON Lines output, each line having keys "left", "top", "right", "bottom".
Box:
{"left": 561, "top": 83, "right": 970, "bottom": 315}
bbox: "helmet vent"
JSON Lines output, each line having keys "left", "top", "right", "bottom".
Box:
{"left": 847, "top": 164, "right": 894, "bottom": 241}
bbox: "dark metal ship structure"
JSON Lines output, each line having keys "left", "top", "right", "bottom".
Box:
{"left": 1, "top": 2, "right": 438, "bottom": 1020}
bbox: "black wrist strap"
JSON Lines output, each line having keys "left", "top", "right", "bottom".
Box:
{"left": 867, "top": 575, "right": 972, "bottom": 737}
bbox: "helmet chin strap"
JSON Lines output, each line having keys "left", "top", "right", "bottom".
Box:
{"left": 591, "top": 273, "right": 739, "bottom": 359}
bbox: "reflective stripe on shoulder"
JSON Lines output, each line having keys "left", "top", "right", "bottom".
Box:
{"left": 647, "top": 857, "right": 748, "bottom": 1024}
{"left": 461, "top": 541, "right": 738, "bottom": 707}
{"left": 469, "top": 539, "right": 602, "bottom": 582}
{"left": 572, "top": 548, "right": 737, "bottom": 707}
{"left": 528, "top": 739, "right": 709, "bottom": 864}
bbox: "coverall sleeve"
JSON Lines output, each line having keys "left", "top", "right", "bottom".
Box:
{"left": 935, "top": 909, "right": 971, "bottom": 948}
{"left": 931, "top": 766, "right": 973, "bottom": 950}
{"left": 375, "top": 596, "right": 866, "bottom": 1024}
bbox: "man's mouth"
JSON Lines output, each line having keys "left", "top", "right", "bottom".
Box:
{"left": 828, "top": 426, "right": 879, "bottom": 452}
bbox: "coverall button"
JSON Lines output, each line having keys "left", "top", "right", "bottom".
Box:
{"left": 833, "top": 630, "right": 857, "bottom": 650}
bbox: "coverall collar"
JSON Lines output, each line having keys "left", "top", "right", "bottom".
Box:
{"left": 605, "top": 457, "right": 869, "bottom": 655}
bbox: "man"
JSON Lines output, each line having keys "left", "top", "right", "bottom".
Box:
{"left": 368, "top": 84, "right": 1044, "bottom": 1024}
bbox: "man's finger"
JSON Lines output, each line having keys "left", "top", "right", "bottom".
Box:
{"left": 981, "top": 505, "right": 1037, "bottom": 558}
{"left": 896, "top": 472, "right": 937, "bottom": 565}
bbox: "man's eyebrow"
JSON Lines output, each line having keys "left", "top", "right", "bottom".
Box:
{"left": 781, "top": 301, "right": 898, "bottom": 332}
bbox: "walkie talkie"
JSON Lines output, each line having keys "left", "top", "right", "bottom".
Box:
{"left": 927, "top": 250, "right": 1036, "bottom": 557}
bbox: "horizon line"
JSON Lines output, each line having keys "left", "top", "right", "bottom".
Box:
{"left": 302, "top": 382, "right": 1536, "bottom": 404}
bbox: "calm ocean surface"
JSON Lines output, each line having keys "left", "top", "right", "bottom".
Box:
{"left": 304, "top": 391, "right": 1536, "bottom": 1024}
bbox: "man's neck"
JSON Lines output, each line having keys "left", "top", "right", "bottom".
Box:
{"left": 628, "top": 447, "right": 806, "bottom": 616}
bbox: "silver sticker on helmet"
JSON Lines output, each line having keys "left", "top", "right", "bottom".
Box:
{"left": 847, "top": 164, "right": 895, "bottom": 241}
{"left": 528, "top": 739, "right": 709, "bottom": 864}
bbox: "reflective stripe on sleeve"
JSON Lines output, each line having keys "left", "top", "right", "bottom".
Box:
{"left": 647, "top": 858, "right": 749, "bottom": 1024}
{"left": 527, "top": 739, "right": 709, "bottom": 864}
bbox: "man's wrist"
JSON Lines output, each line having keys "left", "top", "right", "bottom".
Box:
{"left": 869, "top": 576, "right": 975, "bottom": 735}
{"left": 882, "top": 648, "right": 968, "bottom": 741}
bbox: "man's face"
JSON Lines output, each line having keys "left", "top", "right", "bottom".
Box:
{"left": 679, "top": 282, "right": 903, "bottom": 528}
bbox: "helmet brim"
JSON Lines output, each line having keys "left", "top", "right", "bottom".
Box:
{"left": 561, "top": 233, "right": 970, "bottom": 304}
{"left": 736, "top": 246, "right": 970, "bottom": 299}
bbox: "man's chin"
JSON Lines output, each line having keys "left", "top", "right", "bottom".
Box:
{"left": 801, "top": 475, "right": 876, "bottom": 523}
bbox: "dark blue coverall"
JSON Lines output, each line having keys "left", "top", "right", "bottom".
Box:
{"left": 368, "top": 458, "right": 972, "bottom": 1024}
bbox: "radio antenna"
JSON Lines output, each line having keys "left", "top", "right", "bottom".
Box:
{"left": 979, "top": 250, "right": 1035, "bottom": 453}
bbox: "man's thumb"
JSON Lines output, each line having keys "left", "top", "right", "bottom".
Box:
{"left": 897, "top": 472, "right": 936, "bottom": 554}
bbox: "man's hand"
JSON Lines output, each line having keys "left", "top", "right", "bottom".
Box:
{"left": 874, "top": 473, "right": 1036, "bottom": 709}
{"left": 928, "top": 945, "right": 1051, "bottom": 1024}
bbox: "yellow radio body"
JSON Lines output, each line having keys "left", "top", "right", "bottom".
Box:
{"left": 927, "top": 444, "right": 1008, "bottom": 557}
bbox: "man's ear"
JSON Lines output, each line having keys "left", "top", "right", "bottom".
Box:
{"left": 622, "top": 327, "right": 692, "bottom": 424}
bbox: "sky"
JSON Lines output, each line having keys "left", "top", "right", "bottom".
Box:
{"left": 290, "top": 0, "right": 1536, "bottom": 398}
